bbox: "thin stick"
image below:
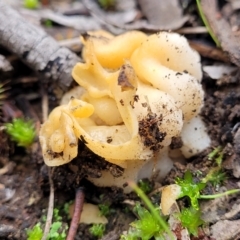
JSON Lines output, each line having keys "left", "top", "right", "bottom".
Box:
{"left": 41, "top": 168, "right": 55, "bottom": 240}
{"left": 41, "top": 87, "right": 55, "bottom": 240}
{"left": 0, "top": 2, "right": 80, "bottom": 89}
{"left": 41, "top": 87, "right": 48, "bottom": 124}
{"left": 66, "top": 188, "right": 85, "bottom": 240}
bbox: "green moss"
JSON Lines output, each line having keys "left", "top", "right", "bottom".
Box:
{"left": 177, "top": 207, "right": 204, "bottom": 236}
{"left": 121, "top": 203, "right": 168, "bottom": 240}
{"left": 26, "top": 223, "right": 43, "bottom": 240}
{"left": 26, "top": 208, "right": 68, "bottom": 240}
{"left": 121, "top": 183, "right": 173, "bottom": 240}
{"left": 98, "top": 203, "right": 111, "bottom": 216}
{"left": 5, "top": 118, "right": 36, "bottom": 147}
{"left": 203, "top": 147, "right": 226, "bottom": 187}
{"left": 89, "top": 224, "right": 105, "bottom": 238}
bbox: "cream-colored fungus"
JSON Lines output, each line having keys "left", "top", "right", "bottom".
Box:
{"left": 39, "top": 30, "right": 210, "bottom": 190}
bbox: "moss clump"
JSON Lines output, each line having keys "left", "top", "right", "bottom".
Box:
{"left": 5, "top": 118, "right": 35, "bottom": 147}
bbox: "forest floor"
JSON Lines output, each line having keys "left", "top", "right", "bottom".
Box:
{"left": 1, "top": 0, "right": 240, "bottom": 239}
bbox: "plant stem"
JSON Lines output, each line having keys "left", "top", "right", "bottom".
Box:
{"left": 66, "top": 188, "right": 85, "bottom": 240}
{"left": 196, "top": 0, "right": 220, "bottom": 47}
{"left": 199, "top": 189, "right": 240, "bottom": 199}
{"left": 129, "top": 181, "right": 174, "bottom": 240}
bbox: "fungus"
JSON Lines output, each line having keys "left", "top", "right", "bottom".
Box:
{"left": 39, "top": 30, "right": 210, "bottom": 189}
{"left": 69, "top": 203, "right": 108, "bottom": 224}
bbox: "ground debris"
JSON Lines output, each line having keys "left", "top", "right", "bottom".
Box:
{"left": 201, "top": 0, "right": 240, "bottom": 67}
{"left": 0, "top": 2, "right": 80, "bottom": 91}
{"left": 210, "top": 219, "right": 240, "bottom": 240}
{"left": 0, "top": 224, "right": 17, "bottom": 238}
{"left": 138, "top": 0, "right": 188, "bottom": 29}
{"left": 1, "top": 1, "right": 240, "bottom": 239}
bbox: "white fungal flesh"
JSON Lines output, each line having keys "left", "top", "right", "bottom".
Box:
{"left": 180, "top": 116, "right": 211, "bottom": 158}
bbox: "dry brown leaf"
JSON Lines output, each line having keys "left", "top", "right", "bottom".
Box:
{"left": 84, "top": 0, "right": 186, "bottom": 32}
{"left": 138, "top": 0, "right": 189, "bottom": 29}
{"left": 41, "top": 9, "right": 101, "bottom": 32}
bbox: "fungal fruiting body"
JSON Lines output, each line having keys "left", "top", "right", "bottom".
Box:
{"left": 39, "top": 31, "right": 210, "bottom": 189}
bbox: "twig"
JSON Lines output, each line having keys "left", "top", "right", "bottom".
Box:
{"left": 176, "top": 26, "right": 208, "bottom": 34}
{"left": 41, "top": 87, "right": 49, "bottom": 124}
{"left": 66, "top": 188, "right": 85, "bottom": 240}
{"left": 41, "top": 167, "right": 55, "bottom": 240}
{"left": 41, "top": 87, "right": 55, "bottom": 240}
{"left": 189, "top": 40, "right": 230, "bottom": 63}
{"left": 0, "top": 2, "right": 80, "bottom": 90}
{"left": 0, "top": 161, "right": 16, "bottom": 175}
{"left": 58, "top": 38, "right": 83, "bottom": 52}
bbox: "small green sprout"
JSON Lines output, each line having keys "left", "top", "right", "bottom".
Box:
{"left": 177, "top": 207, "right": 204, "bottom": 236}
{"left": 203, "top": 147, "right": 226, "bottom": 188}
{"left": 138, "top": 179, "right": 152, "bottom": 194}
{"left": 44, "top": 19, "right": 53, "bottom": 28}
{"left": 47, "top": 222, "right": 67, "bottom": 240}
{"left": 123, "top": 174, "right": 240, "bottom": 239}
{"left": 203, "top": 169, "right": 226, "bottom": 188}
{"left": 63, "top": 200, "right": 73, "bottom": 219}
{"left": 215, "top": 151, "right": 224, "bottom": 167}
{"left": 207, "top": 147, "right": 223, "bottom": 167}
{"left": 24, "top": 0, "right": 39, "bottom": 9}
{"left": 5, "top": 118, "right": 36, "bottom": 147}
{"left": 98, "top": 0, "right": 115, "bottom": 9}
{"left": 121, "top": 182, "right": 173, "bottom": 240}
{"left": 207, "top": 147, "right": 222, "bottom": 161}
{"left": 175, "top": 170, "right": 206, "bottom": 210}
{"left": 26, "top": 223, "right": 43, "bottom": 240}
{"left": 176, "top": 170, "right": 240, "bottom": 209}
{"left": 53, "top": 208, "right": 62, "bottom": 222}
{"left": 26, "top": 208, "right": 68, "bottom": 240}
{"left": 98, "top": 203, "right": 111, "bottom": 216}
{"left": 124, "top": 202, "right": 165, "bottom": 240}
{"left": 89, "top": 224, "right": 105, "bottom": 238}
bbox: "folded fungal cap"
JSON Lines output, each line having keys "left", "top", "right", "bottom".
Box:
{"left": 40, "top": 30, "right": 205, "bottom": 168}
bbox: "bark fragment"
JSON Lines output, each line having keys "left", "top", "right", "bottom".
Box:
{"left": 201, "top": 0, "right": 240, "bottom": 67}
{"left": 0, "top": 2, "right": 80, "bottom": 90}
